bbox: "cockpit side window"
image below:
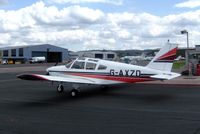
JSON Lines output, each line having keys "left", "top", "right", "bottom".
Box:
{"left": 71, "top": 61, "right": 85, "bottom": 69}
{"left": 98, "top": 65, "right": 107, "bottom": 70}
{"left": 86, "top": 62, "right": 96, "bottom": 70}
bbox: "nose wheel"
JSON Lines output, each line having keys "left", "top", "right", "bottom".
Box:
{"left": 70, "top": 89, "right": 79, "bottom": 97}
{"left": 57, "top": 84, "right": 64, "bottom": 93}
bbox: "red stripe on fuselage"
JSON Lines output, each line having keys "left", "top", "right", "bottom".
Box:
{"left": 65, "top": 72, "right": 153, "bottom": 83}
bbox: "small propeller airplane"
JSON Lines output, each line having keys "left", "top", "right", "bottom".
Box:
{"left": 17, "top": 43, "right": 181, "bottom": 97}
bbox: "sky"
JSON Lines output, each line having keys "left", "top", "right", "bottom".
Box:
{"left": 0, "top": 0, "right": 200, "bottom": 51}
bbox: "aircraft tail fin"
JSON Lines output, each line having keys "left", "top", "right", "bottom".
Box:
{"left": 146, "top": 43, "right": 178, "bottom": 72}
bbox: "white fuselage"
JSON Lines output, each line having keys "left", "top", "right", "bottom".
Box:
{"left": 47, "top": 58, "right": 167, "bottom": 85}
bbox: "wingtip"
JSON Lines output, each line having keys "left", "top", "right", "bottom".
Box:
{"left": 17, "top": 74, "right": 31, "bottom": 80}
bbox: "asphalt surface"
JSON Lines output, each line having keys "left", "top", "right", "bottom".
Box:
{"left": 1, "top": 64, "right": 200, "bottom": 134}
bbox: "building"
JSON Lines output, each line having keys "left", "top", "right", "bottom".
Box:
{"left": 186, "top": 45, "right": 200, "bottom": 75}
{"left": 70, "top": 50, "right": 118, "bottom": 61}
{"left": 0, "top": 44, "right": 69, "bottom": 63}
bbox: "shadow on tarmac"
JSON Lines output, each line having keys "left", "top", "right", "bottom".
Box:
{"left": 15, "top": 84, "right": 177, "bottom": 109}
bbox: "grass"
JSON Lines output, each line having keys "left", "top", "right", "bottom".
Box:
{"left": 173, "top": 60, "right": 186, "bottom": 70}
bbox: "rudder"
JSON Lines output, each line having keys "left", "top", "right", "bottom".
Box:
{"left": 146, "top": 43, "right": 178, "bottom": 72}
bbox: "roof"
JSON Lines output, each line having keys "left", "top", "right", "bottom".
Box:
{"left": 78, "top": 50, "right": 116, "bottom": 53}
{"left": 0, "top": 44, "right": 68, "bottom": 50}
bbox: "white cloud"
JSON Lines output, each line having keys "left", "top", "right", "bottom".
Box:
{"left": 163, "top": 10, "right": 200, "bottom": 26}
{"left": 175, "top": 0, "right": 200, "bottom": 8}
{"left": 1, "top": 1, "right": 200, "bottom": 51}
{"left": 45, "top": 0, "right": 123, "bottom": 5}
{"left": 69, "top": 6, "right": 105, "bottom": 24}
{"left": 29, "top": 2, "right": 105, "bottom": 27}
{"left": 83, "top": 38, "right": 116, "bottom": 50}
{"left": 0, "top": 1, "right": 105, "bottom": 32}
{"left": 0, "top": 33, "right": 11, "bottom": 44}
{"left": 144, "top": 24, "right": 168, "bottom": 37}
{"left": 117, "top": 29, "right": 132, "bottom": 40}
{"left": 0, "top": 0, "right": 8, "bottom": 5}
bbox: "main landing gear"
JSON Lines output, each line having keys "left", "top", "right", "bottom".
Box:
{"left": 56, "top": 83, "right": 80, "bottom": 97}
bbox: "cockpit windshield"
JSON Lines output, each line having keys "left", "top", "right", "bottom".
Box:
{"left": 65, "top": 61, "right": 73, "bottom": 68}
{"left": 66, "top": 58, "right": 100, "bottom": 70}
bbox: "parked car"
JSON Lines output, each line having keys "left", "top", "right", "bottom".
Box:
{"left": 29, "top": 57, "right": 46, "bottom": 63}
{"left": 2, "top": 59, "right": 8, "bottom": 64}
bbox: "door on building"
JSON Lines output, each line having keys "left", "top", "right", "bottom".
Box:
{"left": 47, "top": 52, "right": 62, "bottom": 63}
{"left": 32, "top": 51, "right": 62, "bottom": 63}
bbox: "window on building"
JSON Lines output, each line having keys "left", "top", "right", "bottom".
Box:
{"left": 107, "top": 54, "right": 115, "bottom": 59}
{"left": 95, "top": 54, "right": 103, "bottom": 59}
{"left": 11, "top": 49, "right": 16, "bottom": 57}
{"left": 86, "top": 62, "right": 96, "bottom": 70}
{"left": 3, "top": 50, "right": 8, "bottom": 57}
{"left": 98, "top": 65, "right": 107, "bottom": 70}
{"left": 71, "top": 61, "right": 85, "bottom": 69}
{"left": 19, "top": 48, "right": 23, "bottom": 57}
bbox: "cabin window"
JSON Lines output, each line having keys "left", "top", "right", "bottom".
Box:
{"left": 98, "top": 65, "right": 107, "bottom": 70}
{"left": 86, "top": 62, "right": 96, "bottom": 70}
{"left": 71, "top": 61, "right": 85, "bottom": 69}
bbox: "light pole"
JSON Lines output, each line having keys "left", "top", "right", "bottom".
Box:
{"left": 181, "top": 30, "right": 191, "bottom": 76}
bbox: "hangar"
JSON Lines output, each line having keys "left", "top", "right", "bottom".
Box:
{"left": 0, "top": 44, "right": 69, "bottom": 63}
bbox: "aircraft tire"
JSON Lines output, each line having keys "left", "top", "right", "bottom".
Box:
{"left": 57, "top": 84, "right": 64, "bottom": 93}
{"left": 70, "top": 89, "right": 79, "bottom": 97}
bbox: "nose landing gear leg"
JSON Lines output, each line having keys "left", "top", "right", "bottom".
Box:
{"left": 70, "top": 84, "right": 80, "bottom": 97}
{"left": 57, "top": 84, "right": 64, "bottom": 93}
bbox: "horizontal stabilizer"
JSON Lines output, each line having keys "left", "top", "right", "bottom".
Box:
{"left": 150, "top": 73, "right": 180, "bottom": 80}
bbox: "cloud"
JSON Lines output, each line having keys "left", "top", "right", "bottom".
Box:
{"left": 0, "top": 33, "right": 11, "bottom": 44}
{"left": 0, "top": 0, "right": 8, "bottom": 5}
{"left": 30, "top": 2, "right": 105, "bottom": 28}
{"left": 175, "top": 0, "right": 200, "bottom": 8}
{"left": 0, "top": 1, "right": 104, "bottom": 31}
{"left": 45, "top": 0, "right": 123, "bottom": 5}
{"left": 163, "top": 10, "right": 200, "bottom": 26}
{"left": 0, "top": 1, "right": 200, "bottom": 51}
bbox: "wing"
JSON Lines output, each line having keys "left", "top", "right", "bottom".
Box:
{"left": 150, "top": 72, "right": 180, "bottom": 80}
{"left": 17, "top": 74, "right": 97, "bottom": 84}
